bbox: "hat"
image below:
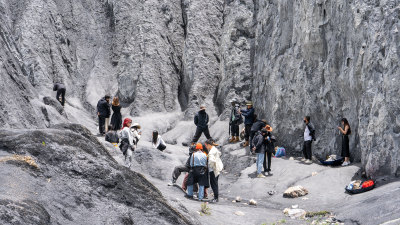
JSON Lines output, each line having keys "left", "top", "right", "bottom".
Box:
{"left": 265, "top": 125, "right": 273, "bottom": 132}
{"left": 205, "top": 139, "right": 218, "bottom": 146}
{"left": 229, "top": 98, "right": 238, "bottom": 103}
{"left": 200, "top": 105, "right": 206, "bottom": 110}
{"left": 261, "top": 119, "right": 268, "bottom": 124}
{"left": 131, "top": 123, "right": 141, "bottom": 129}
{"left": 246, "top": 101, "right": 253, "bottom": 106}
{"left": 122, "top": 118, "right": 132, "bottom": 128}
{"left": 195, "top": 143, "right": 203, "bottom": 150}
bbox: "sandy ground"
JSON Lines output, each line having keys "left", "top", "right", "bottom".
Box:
{"left": 63, "top": 107, "right": 400, "bottom": 225}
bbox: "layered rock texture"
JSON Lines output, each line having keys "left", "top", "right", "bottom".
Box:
{"left": 0, "top": 124, "right": 192, "bottom": 225}
{"left": 0, "top": 0, "right": 399, "bottom": 178}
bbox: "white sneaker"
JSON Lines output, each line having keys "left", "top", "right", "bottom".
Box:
{"left": 257, "top": 174, "right": 266, "bottom": 178}
{"left": 342, "top": 161, "right": 350, "bottom": 166}
{"left": 305, "top": 160, "right": 312, "bottom": 164}
{"left": 301, "top": 158, "right": 307, "bottom": 162}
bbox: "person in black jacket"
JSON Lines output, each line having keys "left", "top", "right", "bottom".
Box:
{"left": 263, "top": 125, "right": 275, "bottom": 173}
{"left": 252, "top": 129, "right": 268, "bottom": 178}
{"left": 229, "top": 98, "right": 242, "bottom": 143}
{"left": 97, "top": 95, "right": 111, "bottom": 135}
{"left": 249, "top": 117, "right": 266, "bottom": 150}
{"left": 302, "top": 116, "right": 316, "bottom": 164}
{"left": 191, "top": 105, "right": 217, "bottom": 145}
{"left": 53, "top": 83, "right": 66, "bottom": 106}
{"left": 240, "top": 101, "right": 255, "bottom": 147}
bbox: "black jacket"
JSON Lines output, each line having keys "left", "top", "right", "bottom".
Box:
{"left": 53, "top": 83, "right": 66, "bottom": 91}
{"left": 306, "top": 122, "right": 316, "bottom": 141}
{"left": 265, "top": 132, "right": 276, "bottom": 153}
{"left": 252, "top": 131, "right": 266, "bottom": 154}
{"left": 240, "top": 107, "right": 255, "bottom": 125}
{"left": 97, "top": 98, "right": 111, "bottom": 118}
{"left": 251, "top": 120, "right": 266, "bottom": 132}
{"left": 194, "top": 110, "right": 209, "bottom": 129}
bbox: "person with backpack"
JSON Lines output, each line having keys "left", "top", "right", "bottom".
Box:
{"left": 186, "top": 143, "right": 208, "bottom": 201}
{"left": 338, "top": 118, "right": 351, "bottom": 166}
{"left": 120, "top": 118, "right": 135, "bottom": 168}
{"left": 205, "top": 139, "right": 223, "bottom": 203}
{"left": 229, "top": 98, "right": 242, "bottom": 143}
{"left": 263, "top": 125, "right": 275, "bottom": 173}
{"left": 302, "top": 116, "right": 315, "bottom": 164}
{"left": 250, "top": 116, "right": 266, "bottom": 150}
{"left": 53, "top": 83, "right": 66, "bottom": 106}
{"left": 152, "top": 130, "right": 166, "bottom": 151}
{"left": 240, "top": 101, "right": 255, "bottom": 147}
{"left": 105, "top": 125, "right": 119, "bottom": 147}
{"left": 252, "top": 128, "right": 268, "bottom": 178}
{"left": 97, "top": 95, "right": 111, "bottom": 135}
{"left": 191, "top": 105, "right": 218, "bottom": 145}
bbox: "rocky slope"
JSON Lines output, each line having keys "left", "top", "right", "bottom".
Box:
{"left": 0, "top": 0, "right": 399, "bottom": 178}
{"left": 0, "top": 123, "right": 193, "bottom": 225}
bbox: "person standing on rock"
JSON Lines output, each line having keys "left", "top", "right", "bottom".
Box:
{"left": 205, "top": 139, "right": 223, "bottom": 203}
{"left": 252, "top": 128, "right": 268, "bottom": 178}
{"left": 229, "top": 98, "right": 242, "bottom": 143}
{"left": 240, "top": 101, "right": 255, "bottom": 147}
{"left": 338, "top": 118, "right": 351, "bottom": 166}
{"left": 53, "top": 83, "right": 66, "bottom": 106}
{"left": 263, "top": 125, "right": 275, "bottom": 173}
{"left": 152, "top": 130, "right": 166, "bottom": 151}
{"left": 250, "top": 116, "right": 267, "bottom": 150}
{"left": 192, "top": 105, "right": 218, "bottom": 146}
{"left": 186, "top": 143, "right": 208, "bottom": 201}
{"left": 97, "top": 95, "right": 111, "bottom": 135}
{"left": 110, "top": 97, "right": 122, "bottom": 130}
{"left": 302, "top": 116, "right": 315, "bottom": 164}
{"left": 120, "top": 118, "right": 134, "bottom": 168}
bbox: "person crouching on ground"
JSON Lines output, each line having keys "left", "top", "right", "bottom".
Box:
{"left": 263, "top": 125, "right": 275, "bottom": 173}
{"left": 105, "top": 125, "right": 119, "bottom": 147}
{"left": 152, "top": 130, "right": 167, "bottom": 151}
{"left": 205, "top": 139, "right": 223, "bottom": 203}
{"left": 120, "top": 118, "right": 135, "bottom": 168}
{"left": 186, "top": 143, "right": 208, "bottom": 201}
{"left": 252, "top": 128, "right": 268, "bottom": 178}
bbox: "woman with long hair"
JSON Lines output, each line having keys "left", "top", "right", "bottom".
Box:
{"left": 338, "top": 118, "right": 351, "bottom": 166}
{"left": 110, "top": 97, "right": 122, "bottom": 130}
{"left": 152, "top": 130, "right": 166, "bottom": 151}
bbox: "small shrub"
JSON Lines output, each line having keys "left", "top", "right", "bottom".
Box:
{"left": 200, "top": 202, "right": 211, "bottom": 216}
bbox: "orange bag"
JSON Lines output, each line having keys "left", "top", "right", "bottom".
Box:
{"left": 362, "top": 180, "right": 374, "bottom": 188}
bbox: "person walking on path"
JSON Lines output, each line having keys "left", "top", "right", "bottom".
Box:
{"left": 191, "top": 105, "right": 218, "bottom": 146}
{"left": 186, "top": 143, "right": 208, "bottom": 201}
{"left": 240, "top": 101, "right": 255, "bottom": 147}
{"left": 302, "top": 116, "right": 315, "bottom": 164}
{"left": 152, "top": 130, "right": 166, "bottom": 151}
{"left": 263, "top": 125, "right": 275, "bottom": 173}
{"left": 205, "top": 139, "right": 223, "bottom": 202}
{"left": 53, "top": 83, "right": 66, "bottom": 106}
{"left": 97, "top": 95, "right": 111, "bottom": 135}
{"left": 338, "top": 118, "right": 351, "bottom": 166}
{"left": 120, "top": 118, "right": 135, "bottom": 168}
{"left": 252, "top": 129, "right": 268, "bottom": 178}
{"left": 229, "top": 98, "right": 242, "bottom": 143}
{"left": 110, "top": 97, "right": 122, "bottom": 130}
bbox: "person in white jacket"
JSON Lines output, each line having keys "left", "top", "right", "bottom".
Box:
{"left": 121, "top": 118, "right": 135, "bottom": 168}
{"left": 205, "top": 139, "right": 223, "bottom": 202}
{"left": 131, "top": 123, "right": 142, "bottom": 148}
{"left": 152, "top": 130, "right": 166, "bottom": 151}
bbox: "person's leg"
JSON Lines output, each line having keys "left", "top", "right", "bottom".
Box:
{"left": 192, "top": 127, "right": 203, "bottom": 143}
{"left": 99, "top": 116, "right": 105, "bottom": 134}
{"left": 182, "top": 174, "right": 189, "bottom": 191}
{"left": 302, "top": 141, "right": 307, "bottom": 160}
{"left": 267, "top": 152, "right": 272, "bottom": 171}
{"left": 209, "top": 171, "right": 218, "bottom": 200}
{"left": 126, "top": 148, "right": 133, "bottom": 168}
{"left": 203, "top": 127, "right": 212, "bottom": 140}
{"left": 233, "top": 125, "right": 240, "bottom": 141}
{"left": 173, "top": 165, "right": 189, "bottom": 182}
{"left": 305, "top": 141, "right": 312, "bottom": 160}
{"left": 198, "top": 185, "right": 205, "bottom": 200}
{"left": 249, "top": 131, "right": 255, "bottom": 149}
{"left": 256, "top": 153, "right": 264, "bottom": 174}
{"left": 61, "top": 89, "right": 66, "bottom": 106}
{"left": 263, "top": 152, "right": 267, "bottom": 172}
{"left": 187, "top": 185, "right": 194, "bottom": 197}
{"left": 105, "top": 117, "right": 110, "bottom": 132}
{"left": 245, "top": 124, "right": 251, "bottom": 141}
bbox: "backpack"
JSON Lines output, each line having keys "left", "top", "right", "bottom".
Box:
{"left": 361, "top": 180, "right": 374, "bottom": 188}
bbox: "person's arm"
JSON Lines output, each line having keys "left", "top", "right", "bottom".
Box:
{"left": 241, "top": 109, "right": 249, "bottom": 116}
{"left": 194, "top": 114, "right": 198, "bottom": 125}
{"left": 53, "top": 84, "right": 58, "bottom": 91}
{"left": 208, "top": 148, "right": 216, "bottom": 164}
{"left": 338, "top": 125, "right": 349, "bottom": 135}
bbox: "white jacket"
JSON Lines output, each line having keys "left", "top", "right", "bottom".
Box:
{"left": 121, "top": 127, "right": 134, "bottom": 146}
{"left": 152, "top": 135, "right": 166, "bottom": 149}
{"left": 208, "top": 146, "right": 223, "bottom": 177}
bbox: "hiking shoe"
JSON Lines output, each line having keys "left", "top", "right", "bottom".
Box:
{"left": 211, "top": 198, "right": 219, "bottom": 203}
{"left": 228, "top": 137, "right": 235, "bottom": 143}
{"left": 301, "top": 158, "right": 306, "bottom": 162}
{"left": 243, "top": 141, "right": 249, "bottom": 147}
{"left": 184, "top": 195, "right": 193, "bottom": 199}
{"left": 342, "top": 161, "right": 350, "bottom": 166}
{"left": 305, "top": 160, "right": 312, "bottom": 164}
{"left": 257, "top": 174, "right": 266, "bottom": 178}
{"left": 168, "top": 180, "right": 176, "bottom": 186}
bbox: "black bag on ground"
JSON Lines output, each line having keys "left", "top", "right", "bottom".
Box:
{"left": 157, "top": 143, "right": 166, "bottom": 151}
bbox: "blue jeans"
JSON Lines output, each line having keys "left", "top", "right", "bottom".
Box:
{"left": 187, "top": 185, "right": 205, "bottom": 200}
{"left": 256, "top": 153, "right": 265, "bottom": 174}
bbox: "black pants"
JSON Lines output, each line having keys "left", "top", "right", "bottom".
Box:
{"left": 56, "top": 88, "right": 66, "bottom": 106}
{"left": 303, "top": 140, "right": 312, "bottom": 160}
{"left": 192, "top": 127, "right": 212, "bottom": 143}
{"left": 230, "top": 124, "right": 239, "bottom": 136}
{"left": 244, "top": 124, "right": 252, "bottom": 141}
{"left": 263, "top": 152, "right": 272, "bottom": 172}
{"left": 249, "top": 131, "right": 256, "bottom": 148}
{"left": 209, "top": 171, "right": 219, "bottom": 199}
{"left": 99, "top": 116, "right": 106, "bottom": 134}
{"left": 172, "top": 165, "right": 190, "bottom": 181}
